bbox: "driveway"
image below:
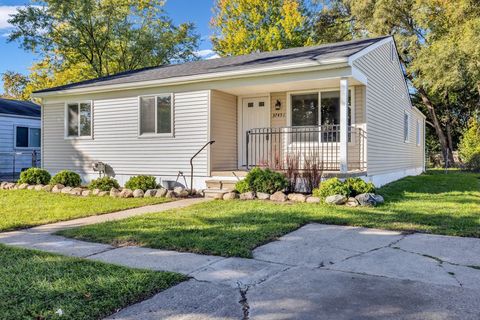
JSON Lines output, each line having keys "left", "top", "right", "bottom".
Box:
{"left": 107, "top": 224, "right": 480, "bottom": 320}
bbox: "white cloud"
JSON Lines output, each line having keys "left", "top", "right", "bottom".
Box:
{"left": 0, "top": 6, "right": 27, "bottom": 30}
{"left": 195, "top": 49, "right": 220, "bottom": 60}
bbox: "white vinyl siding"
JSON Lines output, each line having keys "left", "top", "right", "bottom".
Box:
{"left": 42, "top": 90, "right": 209, "bottom": 182}
{"left": 210, "top": 90, "right": 237, "bottom": 171}
{"left": 0, "top": 115, "right": 41, "bottom": 173}
{"left": 353, "top": 42, "right": 424, "bottom": 175}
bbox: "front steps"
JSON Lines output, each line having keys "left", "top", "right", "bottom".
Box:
{"left": 204, "top": 171, "right": 246, "bottom": 199}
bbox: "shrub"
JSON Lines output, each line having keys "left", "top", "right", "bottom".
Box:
{"left": 459, "top": 118, "right": 480, "bottom": 171}
{"left": 88, "top": 176, "right": 120, "bottom": 191}
{"left": 125, "top": 175, "right": 156, "bottom": 191}
{"left": 50, "top": 170, "right": 81, "bottom": 187}
{"left": 18, "top": 168, "right": 51, "bottom": 185}
{"left": 312, "top": 178, "right": 350, "bottom": 198}
{"left": 235, "top": 167, "right": 288, "bottom": 194}
{"left": 346, "top": 178, "right": 375, "bottom": 197}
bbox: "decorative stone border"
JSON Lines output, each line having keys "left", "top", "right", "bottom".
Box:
{"left": 0, "top": 181, "right": 200, "bottom": 199}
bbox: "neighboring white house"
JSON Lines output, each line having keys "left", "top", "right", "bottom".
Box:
{"left": 0, "top": 98, "right": 41, "bottom": 180}
{"left": 32, "top": 36, "right": 425, "bottom": 189}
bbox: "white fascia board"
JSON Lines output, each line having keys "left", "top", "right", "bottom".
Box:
{"left": 351, "top": 67, "right": 368, "bottom": 84}
{"left": 412, "top": 106, "right": 427, "bottom": 119}
{"left": 32, "top": 59, "right": 349, "bottom": 98}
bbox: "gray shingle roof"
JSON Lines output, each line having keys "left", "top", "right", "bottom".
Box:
{"left": 0, "top": 98, "right": 41, "bottom": 117}
{"left": 34, "top": 36, "right": 389, "bottom": 94}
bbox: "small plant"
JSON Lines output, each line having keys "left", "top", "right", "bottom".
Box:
{"left": 50, "top": 170, "right": 82, "bottom": 187}
{"left": 18, "top": 168, "right": 51, "bottom": 185}
{"left": 346, "top": 178, "right": 375, "bottom": 197}
{"left": 235, "top": 167, "right": 288, "bottom": 194}
{"left": 302, "top": 154, "right": 324, "bottom": 194}
{"left": 312, "top": 177, "right": 350, "bottom": 198}
{"left": 125, "top": 175, "right": 156, "bottom": 191}
{"left": 285, "top": 153, "right": 300, "bottom": 192}
{"left": 459, "top": 118, "right": 480, "bottom": 171}
{"left": 88, "top": 176, "right": 120, "bottom": 191}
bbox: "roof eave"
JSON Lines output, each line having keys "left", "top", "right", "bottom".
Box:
{"left": 32, "top": 59, "right": 349, "bottom": 98}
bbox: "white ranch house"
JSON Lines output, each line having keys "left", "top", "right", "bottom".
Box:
{"left": 33, "top": 36, "right": 425, "bottom": 190}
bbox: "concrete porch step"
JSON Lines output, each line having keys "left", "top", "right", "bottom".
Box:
{"left": 203, "top": 189, "right": 228, "bottom": 199}
{"left": 205, "top": 179, "right": 238, "bottom": 191}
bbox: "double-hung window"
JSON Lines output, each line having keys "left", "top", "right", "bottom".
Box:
{"left": 139, "top": 94, "right": 173, "bottom": 136}
{"left": 15, "top": 126, "right": 40, "bottom": 148}
{"left": 66, "top": 102, "right": 92, "bottom": 138}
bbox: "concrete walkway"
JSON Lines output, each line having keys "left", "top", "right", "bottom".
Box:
{"left": 1, "top": 204, "right": 479, "bottom": 319}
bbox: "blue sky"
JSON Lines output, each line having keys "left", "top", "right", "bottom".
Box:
{"left": 0, "top": 0, "right": 216, "bottom": 93}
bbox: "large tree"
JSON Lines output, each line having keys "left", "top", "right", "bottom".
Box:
{"left": 6, "top": 0, "right": 199, "bottom": 97}
{"left": 211, "top": 0, "right": 315, "bottom": 56}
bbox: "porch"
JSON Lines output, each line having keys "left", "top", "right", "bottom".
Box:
{"left": 209, "top": 76, "right": 368, "bottom": 177}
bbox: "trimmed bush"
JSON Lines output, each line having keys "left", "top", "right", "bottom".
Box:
{"left": 234, "top": 168, "right": 288, "bottom": 194}
{"left": 50, "top": 170, "right": 81, "bottom": 187}
{"left": 346, "top": 178, "right": 375, "bottom": 197}
{"left": 88, "top": 176, "right": 120, "bottom": 192}
{"left": 18, "top": 168, "right": 51, "bottom": 185}
{"left": 313, "top": 178, "right": 350, "bottom": 198}
{"left": 125, "top": 175, "right": 156, "bottom": 192}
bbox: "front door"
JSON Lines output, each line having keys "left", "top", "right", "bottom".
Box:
{"left": 241, "top": 97, "right": 270, "bottom": 167}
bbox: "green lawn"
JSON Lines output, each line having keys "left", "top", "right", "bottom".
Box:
{"left": 0, "top": 244, "right": 185, "bottom": 320}
{"left": 0, "top": 190, "right": 171, "bottom": 231}
{"left": 58, "top": 171, "right": 480, "bottom": 258}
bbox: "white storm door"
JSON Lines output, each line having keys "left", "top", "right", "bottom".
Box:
{"left": 241, "top": 97, "right": 270, "bottom": 167}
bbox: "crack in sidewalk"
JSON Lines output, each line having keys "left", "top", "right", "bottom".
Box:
{"left": 237, "top": 282, "right": 250, "bottom": 320}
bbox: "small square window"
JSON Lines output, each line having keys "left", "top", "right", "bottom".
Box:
{"left": 258, "top": 101, "right": 265, "bottom": 107}
{"left": 247, "top": 102, "right": 254, "bottom": 108}
{"left": 66, "top": 102, "right": 92, "bottom": 137}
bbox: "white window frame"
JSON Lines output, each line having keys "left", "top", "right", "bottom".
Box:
{"left": 404, "top": 111, "right": 410, "bottom": 143}
{"left": 286, "top": 87, "right": 356, "bottom": 144}
{"left": 416, "top": 119, "right": 421, "bottom": 146}
{"left": 14, "top": 125, "right": 41, "bottom": 150}
{"left": 64, "top": 101, "right": 93, "bottom": 139}
{"left": 137, "top": 93, "right": 174, "bottom": 138}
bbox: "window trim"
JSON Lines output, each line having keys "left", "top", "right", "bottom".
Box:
{"left": 14, "top": 125, "right": 41, "bottom": 150}
{"left": 404, "top": 111, "right": 410, "bottom": 143}
{"left": 416, "top": 119, "right": 421, "bottom": 146}
{"left": 137, "top": 93, "right": 174, "bottom": 138}
{"left": 64, "top": 101, "right": 93, "bottom": 139}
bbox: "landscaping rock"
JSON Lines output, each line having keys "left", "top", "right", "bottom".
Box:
{"left": 18, "top": 183, "right": 29, "bottom": 190}
{"left": 97, "top": 191, "right": 108, "bottom": 197}
{"left": 110, "top": 187, "right": 120, "bottom": 197}
{"left": 345, "top": 197, "right": 359, "bottom": 207}
{"left": 270, "top": 191, "right": 287, "bottom": 202}
{"left": 34, "top": 184, "right": 44, "bottom": 191}
{"left": 82, "top": 190, "right": 91, "bottom": 196}
{"left": 51, "top": 184, "right": 64, "bottom": 193}
{"left": 373, "top": 194, "right": 385, "bottom": 204}
{"left": 70, "top": 187, "right": 83, "bottom": 196}
{"left": 325, "top": 194, "right": 347, "bottom": 205}
{"left": 166, "top": 190, "right": 176, "bottom": 198}
{"left": 173, "top": 186, "right": 185, "bottom": 194}
{"left": 175, "top": 190, "right": 189, "bottom": 198}
{"left": 119, "top": 188, "right": 133, "bottom": 198}
{"left": 240, "top": 191, "right": 255, "bottom": 200}
{"left": 306, "top": 196, "right": 321, "bottom": 204}
{"left": 42, "top": 184, "right": 53, "bottom": 192}
{"left": 223, "top": 192, "right": 238, "bottom": 200}
{"left": 355, "top": 193, "right": 378, "bottom": 206}
{"left": 0, "top": 181, "right": 8, "bottom": 189}
{"left": 133, "top": 189, "right": 144, "bottom": 198}
{"left": 8, "top": 183, "right": 17, "bottom": 190}
{"left": 27, "top": 185, "right": 36, "bottom": 190}
{"left": 155, "top": 188, "right": 168, "bottom": 197}
{"left": 256, "top": 192, "right": 271, "bottom": 200}
{"left": 288, "top": 193, "right": 307, "bottom": 203}
{"left": 144, "top": 189, "right": 157, "bottom": 197}
{"left": 91, "top": 188, "right": 101, "bottom": 196}
{"left": 60, "top": 186, "right": 72, "bottom": 194}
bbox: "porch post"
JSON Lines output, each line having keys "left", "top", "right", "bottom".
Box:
{"left": 339, "top": 77, "right": 349, "bottom": 173}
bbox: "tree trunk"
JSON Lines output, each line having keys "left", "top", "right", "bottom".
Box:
{"left": 417, "top": 87, "right": 455, "bottom": 166}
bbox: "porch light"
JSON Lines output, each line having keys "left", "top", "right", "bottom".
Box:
{"left": 275, "top": 99, "right": 282, "bottom": 110}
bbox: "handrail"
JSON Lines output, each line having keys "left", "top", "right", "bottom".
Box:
{"left": 190, "top": 140, "right": 215, "bottom": 194}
